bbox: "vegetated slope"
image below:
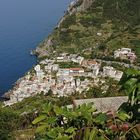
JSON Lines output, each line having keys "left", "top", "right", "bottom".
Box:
{"left": 40, "top": 0, "right": 140, "bottom": 62}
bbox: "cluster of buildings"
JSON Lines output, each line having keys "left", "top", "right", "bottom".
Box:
{"left": 56, "top": 53, "right": 84, "bottom": 64}
{"left": 102, "top": 66, "right": 123, "bottom": 81}
{"left": 114, "top": 48, "right": 136, "bottom": 62}
{"left": 4, "top": 53, "right": 124, "bottom": 106}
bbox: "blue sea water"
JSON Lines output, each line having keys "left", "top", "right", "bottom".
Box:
{"left": 0, "top": 0, "right": 72, "bottom": 96}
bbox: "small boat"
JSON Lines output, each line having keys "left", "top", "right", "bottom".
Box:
{"left": 30, "top": 50, "right": 35, "bottom": 55}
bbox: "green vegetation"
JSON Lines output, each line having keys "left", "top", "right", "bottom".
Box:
{"left": 130, "top": 40, "right": 140, "bottom": 63}
{"left": 1, "top": 0, "right": 140, "bottom": 139}
{"left": 0, "top": 107, "right": 19, "bottom": 139}
{"left": 32, "top": 69, "right": 140, "bottom": 140}
{"left": 0, "top": 95, "right": 73, "bottom": 139}
{"left": 32, "top": 102, "right": 133, "bottom": 140}
{"left": 74, "top": 76, "right": 86, "bottom": 81}
{"left": 119, "top": 69, "right": 140, "bottom": 121}
{"left": 55, "top": 62, "right": 81, "bottom": 68}
{"left": 0, "top": 69, "right": 140, "bottom": 139}
{"left": 41, "top": 0, "right": 140, "bottom": 64}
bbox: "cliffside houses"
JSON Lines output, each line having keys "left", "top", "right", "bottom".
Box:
{"left": 56, "top": 53, "right": 84, "bottom": 64}
{"left": 4, "top": 54, "right": 123, "bottom": 106}
{"left": 4, "top": 62, "right": 87, "bottom": 106}
{"left": 114, "top": 48, "right": 136, "bottom": 62}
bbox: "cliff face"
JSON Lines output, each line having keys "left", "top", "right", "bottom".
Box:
{"left": 81, "top": 0, "right": 94, "bottom": 10}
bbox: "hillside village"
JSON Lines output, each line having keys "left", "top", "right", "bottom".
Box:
{"left": 3, "top": 0, "right": 139, "bottom": 106}
{"left": 1, "top": 0, "right": 140, "bottom": 139}
{"left": 4, "top": 50, "right": 131, "bottom": 106}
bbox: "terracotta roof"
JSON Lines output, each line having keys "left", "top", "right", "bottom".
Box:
{"left": 87, "top": 60, "right": 97, "bottom": 65}
{"left": 69, "top": 68, "right": 84, "bottom": 71}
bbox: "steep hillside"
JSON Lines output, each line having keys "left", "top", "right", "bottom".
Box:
{"left": 37, "top": 0, "right": 140, "bottom": 63}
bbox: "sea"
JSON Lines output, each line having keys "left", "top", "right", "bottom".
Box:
{"left": 0, "top": 0, "right": 72, "bottom": 96}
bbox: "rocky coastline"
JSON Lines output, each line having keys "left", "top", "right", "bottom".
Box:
{"left": 34, "top": 0, "right": 90, "bottom": 58}
{"left": 1, "top": 0, "right": 83, "bottom": 100}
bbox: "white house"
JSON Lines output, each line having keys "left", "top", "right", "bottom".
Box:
{"left": 56, "top": 57, "right": 64, "bottom": 62}
{"left": 103, "top": 66, "right": 123, "bottom": 81}
{"left": 114, "top": 48, "right": 132, "bottom": 58}
{"left": 34, "top": 65, "right": 41, "bottom": 72}
{"left": 115, "top": 71, "right": 123, "bottom": 81}
{"left": 36, "top": 70, "right": 45, "bottom": 80}
{"left": 92, "top": 65, "right": 100, "bottom": 76}
{"left": 52, "top": 64, "right": 59, "bottom": 72}
{"left": 69, "top": 68, "right": 84, "bottom": 75}
{"left": 114, "top": 48, "right": 136, "bottom": 62}
{"left": 71, "top": 56, "right": 84, "bottom": 64}
{"left": 57, "top": 69, "right": 70, "bottom": 76}
{"left": 103, "top": 66, "right": 116, "bottom": 77}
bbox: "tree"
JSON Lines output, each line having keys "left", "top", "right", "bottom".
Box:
{"left": 119, "top": 68, "right": 140, "bottom": 121}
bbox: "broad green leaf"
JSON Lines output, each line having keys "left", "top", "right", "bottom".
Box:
{"left": 47, "top": 129, "right": 58, "bottom": 139}
{"left": 89, "top": 129, "right": 98, "bottom": 140}
{"left": 124, "top": 79, "right": 137, "bottom": 88}
{"left": 94, "top": 113, "right": 107, "bottom": 125}
{"left": 126, "top": 69, "right": 140, "bottom": 77}
{"left": 123, "top": 78, "right": 137, "bottom": 93}
{"left": 42, "top": 102, "right": 53, "bottom": 114}
{"left": 54, "top": 106, "right": 63, "bottom": 115}
{"left": 38, "top": 117, "right": 57, "bottom": 125}
{"left": 46, "top": 117, "right": 57, "bottom": 124}
{"left": 117, "top": 111, "right": 130, "bottom": 121}
{"left": 84, "top": 128, "right": 90, "bottom": 140}
{"left": 136, "top": 83, "right": 140, "bottom": 102}
{"left": 36, "top": 124, "right": 47, "bottom": 133}
{"left": 65, "top": 127, "right": 77, "bottom": 134}
{"left": 119, "top": 73, "right": 128, "bottom": 85}
{"left": 54, "top": 127, "right": 64, "bottom": 133}
{"left": 78, "top": 103, "right": 96, "bottom": 116}
{"left": 32, "top": 115, "right": 46, "bottom": 124}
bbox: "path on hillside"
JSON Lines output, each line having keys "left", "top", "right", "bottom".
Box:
{"left": 95, "top": 59, "right": 140, "bottom": 70}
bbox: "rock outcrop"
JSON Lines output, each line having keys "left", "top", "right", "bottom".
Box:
{"left": 80, "top": 0, "right": 94, "bottom": 10}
